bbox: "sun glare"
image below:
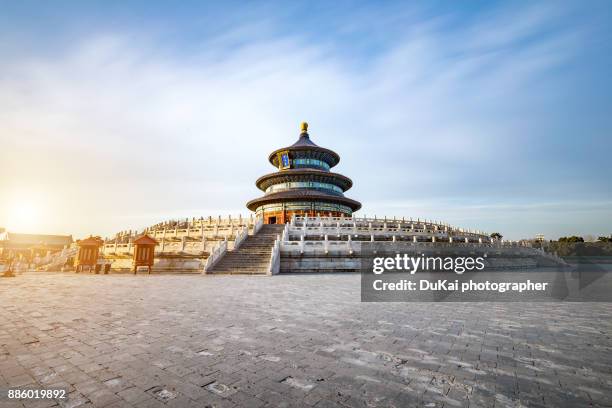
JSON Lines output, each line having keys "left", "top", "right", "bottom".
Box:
{"left": 5, "top": 200, "right": 41, "bottom": 233}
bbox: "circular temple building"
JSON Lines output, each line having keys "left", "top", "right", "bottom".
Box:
{"left": 247, "top": 122, "right": 362, "bottom": 224}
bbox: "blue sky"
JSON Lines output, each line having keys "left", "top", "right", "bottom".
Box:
{"left": 0, "top": 1, "right": 611, "bottom": 240}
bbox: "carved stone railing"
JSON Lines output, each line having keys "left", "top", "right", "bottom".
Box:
{"left": 41, "top": 247, "right": 78, "bottom": 270}
{"left": 108, "top": 214, "right": 260, "bottom": 244}
{"left": 281, "top": 224, "right": 289, "bottom": 241}
{"left": 268, "top": 235, "right": 281, "bottom": 275}
{"left": 203, "top": 238, "right": 228, "bottom": 273}
{"left": 292, "top": 215, "right": 489, "bottom": 239}
{"left": 234, "top": 226, "right": 248, "bottom": 250}
{"left": 280, "top": 240, "right": 546, "bottom": 257}
{"left": 253, "top": 217, "right": 264, "bottom": 235}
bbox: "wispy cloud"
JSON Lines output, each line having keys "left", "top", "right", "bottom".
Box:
{"left": 0, "top": 2, "right": 609, "bottom": 240}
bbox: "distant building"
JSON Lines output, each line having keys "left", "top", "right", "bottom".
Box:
{"left": 0, "top": 232, "right": 73, "bottom": 261}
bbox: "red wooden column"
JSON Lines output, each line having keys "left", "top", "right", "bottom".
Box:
{"left": 75, "top": 236, "right": 104, "bottom": 273}
{"left": 132, "top": 234, "right": 158, "bottom": 274}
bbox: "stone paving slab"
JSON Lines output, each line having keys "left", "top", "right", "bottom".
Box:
{"left": 0, "top": 273, "right": 611, "bottom": 407}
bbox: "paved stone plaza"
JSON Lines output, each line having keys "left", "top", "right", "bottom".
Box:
{"left": 1, "top": 273, "right": 611, "bottom": 408}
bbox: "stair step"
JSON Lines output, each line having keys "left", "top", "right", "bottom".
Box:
{"left": 209, "top": 224, "right": 282, "bottom": 274}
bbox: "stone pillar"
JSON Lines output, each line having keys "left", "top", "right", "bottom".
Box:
{"left": 413, "top": 236, "right": 417, "bottom": 243}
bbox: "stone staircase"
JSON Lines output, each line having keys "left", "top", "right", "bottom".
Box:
{"left": 209, "top": 224, "right": 285, "bottom": 274}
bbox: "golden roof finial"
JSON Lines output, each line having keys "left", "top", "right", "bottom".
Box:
{"left": 300, "top": 121, "right": 308, "bottom": 133}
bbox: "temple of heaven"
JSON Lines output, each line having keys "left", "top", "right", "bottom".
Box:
{"left": 247, "top": 122, "right": 362, "bottom": 224}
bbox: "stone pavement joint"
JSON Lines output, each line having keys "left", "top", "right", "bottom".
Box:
{"left": 0, "top": 273, "right": 611, "bottom": 407}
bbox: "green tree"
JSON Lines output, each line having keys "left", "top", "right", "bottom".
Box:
{"left": 558, "top": 236, "right": 584, "bottom": 243}
{"left": 490, "top": 232, "right": 503, "bottom": 240}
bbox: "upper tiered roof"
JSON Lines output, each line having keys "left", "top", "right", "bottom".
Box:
{"left": 268, "top": 122, "right": 341, "bottom": 169}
